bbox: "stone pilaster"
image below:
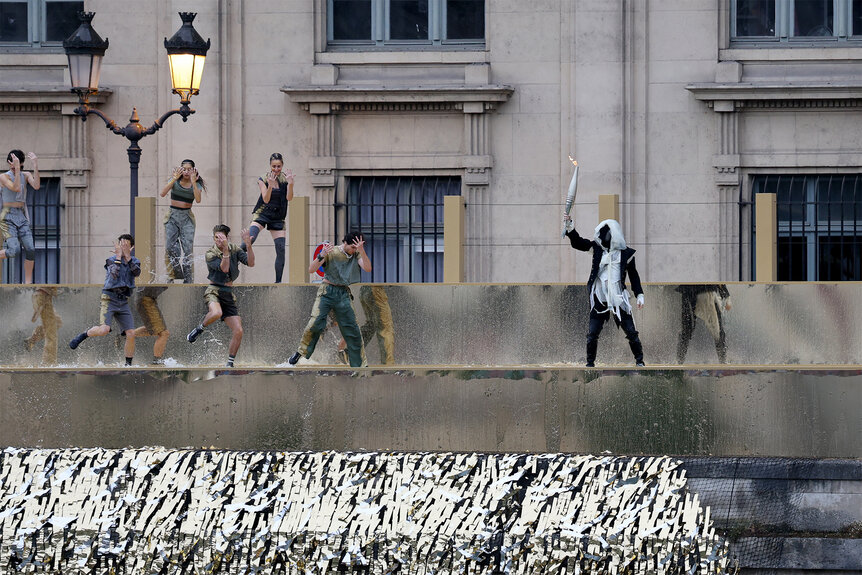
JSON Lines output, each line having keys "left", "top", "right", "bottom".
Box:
{"left": 712, "top": 101, "right": 741, "bottom": 280}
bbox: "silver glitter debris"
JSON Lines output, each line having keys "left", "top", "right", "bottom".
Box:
{"left": 0, "top": 448, "right": 731, "bottom": 574}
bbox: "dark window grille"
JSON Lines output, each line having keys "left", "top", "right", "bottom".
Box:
{"left": 341, "top": 176, "right": 460, "bottom": 283}
{"left": 328, "top": 0, "right": 485, "bottom": 46}
{"left": 753, "top": 174, "right": 862, "bottom": 281}
{"left": 0, "top": 0, "right": 83, "bottom": 45}
{"left": 731, "top": 0, "right": 862, "bottom": 43}
{"left": 2, "top": 177, "right": 61, "bottom": 283}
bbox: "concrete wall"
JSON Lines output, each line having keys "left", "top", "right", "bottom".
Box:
{"left": 4, "top": 283, "right": 862, "bottom": 368}
{"left": 2, "top": 368, "right": 859, "bottom": 457}
{"left": 2, "top": 1, "right": 862, "bottom": 283}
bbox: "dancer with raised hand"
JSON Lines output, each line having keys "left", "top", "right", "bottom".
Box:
{"left": 288, "top": 231, "right": 371, "bottom": 368}
{"left": 187, "top": 224, "right": 255, "bottom": 367}
{"left": 160, "top": 159, "right": 205, "bottom": 283}
{"left": 69, "top": 234, "right": 141, "bottom": 366}
{"left": 564, "top": 215, "right": 645, "bottom": 368}
{"left": 242, "top": 153, "right": 294, "bottom": 283}
{"left": 0, "top": 150, "right": 40, "bottom": 283}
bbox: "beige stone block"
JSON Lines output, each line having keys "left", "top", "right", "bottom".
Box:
{"left": 572, "top": 120, "right": 622, "bottom": 175}
{"left": 489, "top": 113, "right": 514, "bottom": 175}
{"left": 740, "top": 112, "right": 797, "bottom": 153}
{"left": 574, "top": 63, "right": 622, "bottom": 114}
{"left": 492, "top": 62, "right": 559, "bottom": 85}
{"left": 574, "top": 9, "right": 624, "bottom": 64}
{"left": 340, "top": 117, "right": 390, "bottom": 156}
{"left": 312, "top": 65, "right": 339, "bottom": 86}
{"left": 512, "top": 114, "right": 560, "bottom": 176}
{"left": 648, "top": 11, "right": 716, "bottom": 61}
{"left": 490, "top": 175, "right": 556, "bottom": 206}
{"left": 244, "top": 15, "right": 312, "bottom": 62}
{"left": 644, "top": 114, "right": 707, "bottom": 175}
{"left": 417, "top": 116, "right": 464, "bottom": 154}
{"left": 490, "top": 11, "right": 561, "bottom": 63}
{"left": 464, "top": 63, "right": 490, "bottom": 85}
{"left": 489, "top": 0, "right": 557, "bottom": 13}
{"left": 647, "top": 82, "right": 697, "bottom": 114}
{"left": 243, "top": 87, "right": 294, "bottom": 116}
{"left": 650, "top": 59, "right": 716, "bottom": 84}
{"left": 651, "top": 0, "right": 715, "bottom": 11}
{"left": 244, "top": 0, "right": 310, "bottom": 13}
{"left": 715, "top": 61, "right": 743, "bottom": 83}
{"left": 516, "top": 84, "right": 561, "bottom": 114}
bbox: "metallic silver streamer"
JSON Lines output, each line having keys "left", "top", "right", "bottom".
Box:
{"left": 0, "top": 448, "right": 731, "bottom": 573}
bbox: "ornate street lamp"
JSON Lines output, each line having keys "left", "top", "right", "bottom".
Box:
{"left": 64, "top": 12, "right": 210, "bottom": 235}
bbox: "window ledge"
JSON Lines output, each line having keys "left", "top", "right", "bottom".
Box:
{"left": 282, "top": 83, "right": 513, "bottom": 108}
{"left": 687, "top": 81, "right": 862, "bottom": 104}
{"left": 316, "top": 50, "right": 489, "bottom": 65}
{"left": 721, "top": 46, "right": 862, "bottom": 61}
{"left": 0, "top": 86, "right": 112, "bottom": 105}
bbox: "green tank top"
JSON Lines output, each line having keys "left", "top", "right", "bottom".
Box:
{"left": 170, "top": 180, "right": 196, "bottom": 203}
{"left": 322, "top": 246, "right": 361, "bottom": 286}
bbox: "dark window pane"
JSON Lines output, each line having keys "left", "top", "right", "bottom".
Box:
{"left": 346, "top": 176, "right": 458, "bottom": 282}
{"left": 735, "top": 0, "right": 775, "bottom": 36}
{"left": 777, "top": 236, "right": 807, "bottom": 280}
{"left": 0, "top": 2, "right": 28, "bottom": 43}
{"left": 819, "top": 237, "right": 862, "bottom": 280}
{"left": 854, "top": 0, "right": 862, "bottom": 35}
{"left": 3, "top": 178, "right": 61, "bottom": 284}
{"left": 332, "top": 0, "right": 371, "bottom": 41}
{"left": 794, "top": 0, "right": 834, "bottom": 36}
{"left": 446, "top": 0, "right": 484, "bottom": 40}
{"left": 757, "top": 174, "right": 862, "bottom": 281}
{"left": 390, "top": 0, "right": 428, "bottom": 40}
{"left": 45, "top": 1, "right": 84, "bottom": 42}
{"left": 772, "top": 175, "right": 805, "bottom": 222}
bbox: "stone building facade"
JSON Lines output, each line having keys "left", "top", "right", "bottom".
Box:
{"left": 1, "top": 0, "right": 861, "bottom": 284}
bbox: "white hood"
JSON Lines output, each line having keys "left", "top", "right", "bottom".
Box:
{"left": 593, "top": 219, "right": 627, "bottom": 251}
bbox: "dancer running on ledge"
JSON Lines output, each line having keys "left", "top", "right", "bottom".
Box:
{"left": 187, "top": 224, "right": 255, "bottom": 367}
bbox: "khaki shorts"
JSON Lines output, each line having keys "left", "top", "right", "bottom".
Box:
{"left": 135, "top": 295, "right": 167, "bottom": 335}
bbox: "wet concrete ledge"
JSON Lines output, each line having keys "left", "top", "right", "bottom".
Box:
{"left": 1, "top": 367, "right": 859, "bottom": 457}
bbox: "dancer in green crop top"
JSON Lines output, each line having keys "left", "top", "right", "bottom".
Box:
{"left": 0, "top": 149, "right": 40, "bottom": 283}
{"left": 159, "top": 159, "right": 206, "bottom": 283}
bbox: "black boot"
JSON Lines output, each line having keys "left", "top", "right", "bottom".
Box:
{"left": 585, "top": 339, "right": 598, "bottom": 368}
{"left": 629, "top": 337, "right": 645, "bottom": 367}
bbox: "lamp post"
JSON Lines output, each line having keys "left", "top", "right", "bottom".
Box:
{"left": 64, "top": 11, "right": 210, "bottom": 236}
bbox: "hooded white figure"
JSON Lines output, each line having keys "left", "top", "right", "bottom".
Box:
{"left": 564, "top": 216, "right": 645, "bottom": 367}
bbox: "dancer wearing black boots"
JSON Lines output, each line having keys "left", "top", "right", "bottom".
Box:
{"left": 564, "top": 215, "right": 645, "bottom": 367}
{"left": 241, "top": 153, "right": 294, "bottom": 283}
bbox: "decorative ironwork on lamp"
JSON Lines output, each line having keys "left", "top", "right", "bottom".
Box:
{"left": 63, "top": 11, "right": 210, "bottom": 236}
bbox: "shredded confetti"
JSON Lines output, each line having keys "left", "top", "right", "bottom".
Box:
{"left": 0, "top": 448, "right": 731, "bottom": 573}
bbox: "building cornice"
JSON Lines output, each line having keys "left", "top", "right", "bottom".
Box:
{"left": 686, "top": 81, "right": 862, "bottom": 108}
{"left": 281, "top": 84, "right": 514, "bottom": 110}
{"left": 0, "top": 86, "right": 112, "bottom": 106}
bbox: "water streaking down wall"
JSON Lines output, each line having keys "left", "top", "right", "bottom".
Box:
{"left": 1, "top": 369, "right": 858, "bottom": 457}
{"left": 4, "top": 283, "right": 862, "bottom": 367}
{"left": 0, "top": 448, "right": 730, "bottom": 574}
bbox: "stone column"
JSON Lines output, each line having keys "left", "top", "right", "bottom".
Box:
{"left": 308, "top": 102, "right": 337, "bottom": 246}
{"left": 713, "top": 100, "right": 741, "bottom": 281}
{"left": 61, "top": 108, "right": 91, "bottom": 283}
{"left": 463, "top": 101, "right": 493, "bottom": 282}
